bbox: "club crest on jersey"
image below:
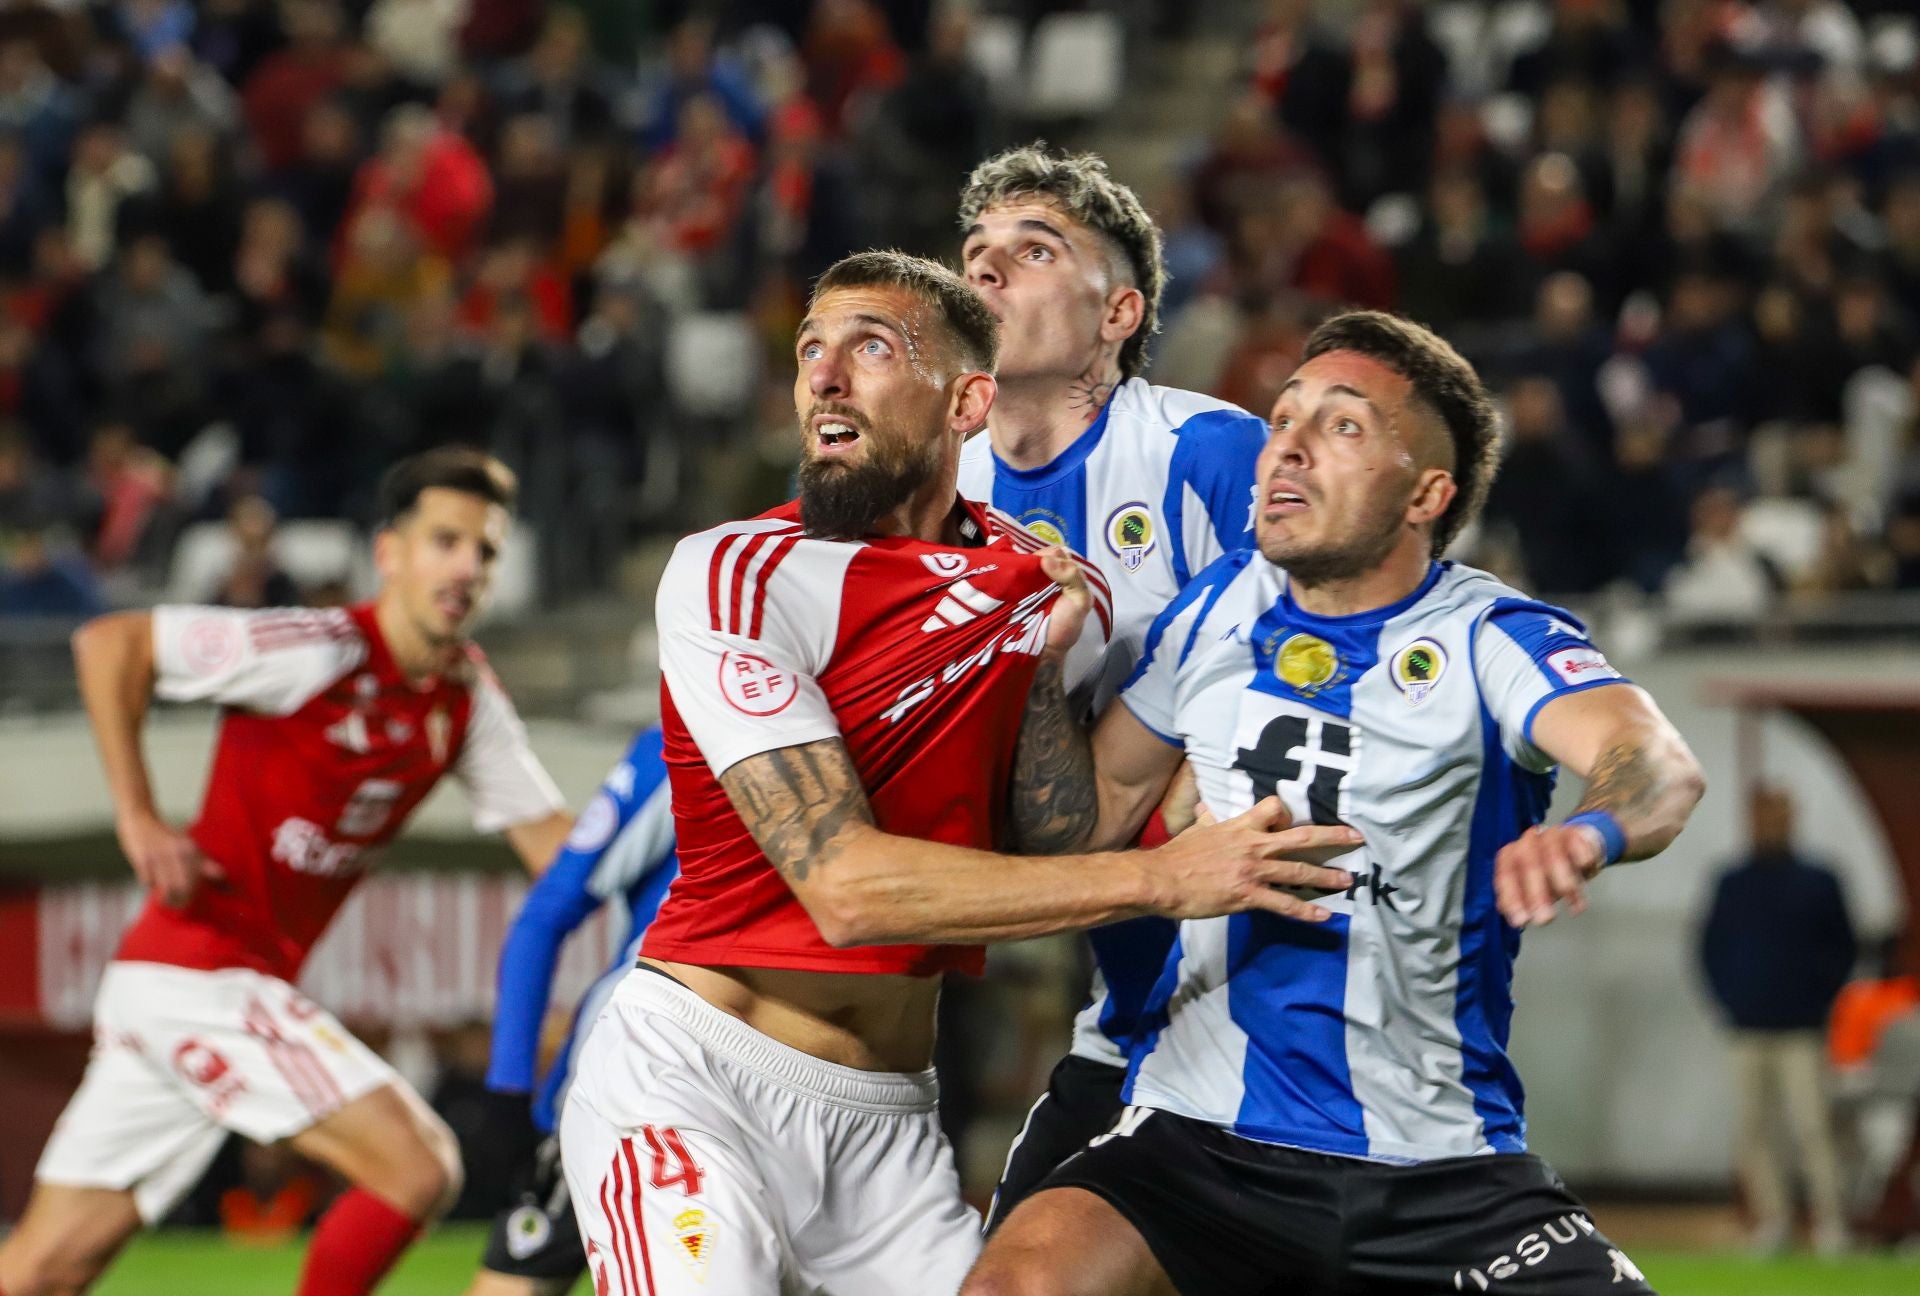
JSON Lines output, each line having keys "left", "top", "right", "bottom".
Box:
{"left": 1104, "top": 503, "right": 1155, "bottom": 572}
{"left": 1391, "top": 638, "right": 1448, "bottom": 706}
{"left": 1274, "top": 633, "right": 1341, "bottom": 693}
{"left": 674, "top": 1208, "right": 713, "bottom": 1280}
{"left": 1018, "top": 511, "right": 1068, "bottom": 548}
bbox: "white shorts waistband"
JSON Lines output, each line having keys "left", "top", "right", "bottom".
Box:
{"left": 618, "top": 968, "right": 940, "bottom": 1115}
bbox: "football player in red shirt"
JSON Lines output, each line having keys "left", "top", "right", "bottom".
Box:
{"left": 557, "top": 251, "right": 1357, "bottom": 1296}
{"left": 0, "top": 448, "right": 573, "bottom": 1296}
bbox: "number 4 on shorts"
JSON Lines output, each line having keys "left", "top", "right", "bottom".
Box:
{"left": 640, "top": 1125, "right": 705, "bottom": 1196}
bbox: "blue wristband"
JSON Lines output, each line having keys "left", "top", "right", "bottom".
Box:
{"left": 1564, "top": 811, "right": 1627, "bottom": 867}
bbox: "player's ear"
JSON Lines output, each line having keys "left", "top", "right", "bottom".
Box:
{"left": 1101, "top": 285, "right": 1144, "bottom": 349}
{"left": 950, "top": 370, "right": 996, "bottom": 438}
{"left": 372, "top": 525, "right": 399, "bottom": 580}
{"left": 1406, "top": 468, "right": 1455, "bottom": 529}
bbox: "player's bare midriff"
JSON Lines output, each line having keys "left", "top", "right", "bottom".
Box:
{"left": 642, "top": 958, "right": 942, "bottom": 1072}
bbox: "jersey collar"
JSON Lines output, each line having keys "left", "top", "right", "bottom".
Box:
{"left": 987, "top": 384, "right": 1120, "bottom": 489}
{"left": 1277, "top": 561, "right": 1446, "bottom": 628}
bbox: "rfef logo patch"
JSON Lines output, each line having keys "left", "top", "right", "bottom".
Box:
{"left": 718, "top": 651, "right": 796, "bottom": 715}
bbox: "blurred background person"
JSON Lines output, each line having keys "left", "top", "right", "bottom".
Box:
{"left": 1700, "top": 784, "right": 1858, "bottom": 1255}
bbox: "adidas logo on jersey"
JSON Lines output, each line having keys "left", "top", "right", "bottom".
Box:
{"left": 921, "top": 579, "right": 1005, "bottom": 632}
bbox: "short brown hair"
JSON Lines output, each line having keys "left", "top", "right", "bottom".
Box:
{"left": 377, "top": 446, "right": 518, "bottom": 526}
{"left": 958, "top": 144, "right": 1164, "bottom": 381}
{"left": 1301, "top": 311, "right": 1498, "bottom": 556}
{"left": 811, "top": 249, "right": 999, "bottom": 374}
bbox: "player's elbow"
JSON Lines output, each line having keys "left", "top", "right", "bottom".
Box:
{"left": 70, "top": 610, "right": 148, "bottom": 673}
{"left": 805, "top": 878, "right": 885, "bottom": 948}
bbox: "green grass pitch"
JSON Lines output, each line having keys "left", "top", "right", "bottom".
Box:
{"left": 87, "top": 1224, "right": 1920, "bottom": 1294}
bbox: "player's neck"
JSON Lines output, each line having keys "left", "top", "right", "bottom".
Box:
{"left": 988, "top": 363, "right": 1121, "bottom": 472}
{"left": 373, "top": 595, "right": 460, "bottom": 682}
{"left": 868, "top": 478, "right": 973, "bottom": 547}
{"left": 1285, "top": 545, "right": 1434, "bottom": 619}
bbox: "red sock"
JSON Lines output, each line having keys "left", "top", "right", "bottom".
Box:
{"left": 295, "top": 1188, "right": 422, "bottom": 1296}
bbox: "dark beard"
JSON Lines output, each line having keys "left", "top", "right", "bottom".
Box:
{"left": 797, "top": 444, "right": 937, "bottom": 541}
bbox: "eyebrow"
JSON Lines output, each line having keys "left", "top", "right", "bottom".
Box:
{"left": 796, "top": 312, "right": 907, "bottom": 344}
{"left": 961, "top": 218, "right": 1074, "bottom": 246}
{"left": 1277, "top": 378, "right": 1380, "bottom": 412}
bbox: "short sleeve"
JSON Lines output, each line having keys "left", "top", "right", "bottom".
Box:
{"left": 1164, "top": 409, "right": 1265, "bottom": 586}
{"left": 152, "top": 606, "right": 366, "bottom": 715}
{"left": 1117, "top": 554, "right": 1248, "bottom": 746}
{"left": 1473, "top": 600, "right": 1632, "bottom": 772}
{"left": 454, "top": 673, "right": 566, "bottom": 832}
{"left": 655, "top": 530, "right": 842, "bottom": 778}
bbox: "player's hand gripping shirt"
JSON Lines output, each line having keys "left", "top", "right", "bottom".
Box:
{"left": 1119, "top": 557, "right": 1630, "bottom": 1163}
{"left": 644, "top": 498, "right": 1111, "bottom": 977}
{"left": 487, "top": 726, "right": 680, "bottom": 1133}
{"left": 115, "top": 603, "right": 564, "bottom": 981}
{"left": 958, "top": 378, "right": 1267, "bottom": 1068}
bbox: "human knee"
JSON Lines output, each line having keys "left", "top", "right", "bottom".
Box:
{"left": 354, "top": 1104, "right": 463, "bottom": 1220}
{"left": 960, "top": 1253, "right": 1066, "bottom": 1296}
{"left": 404, "top": 1108, "right": 465, "bottom": 1219}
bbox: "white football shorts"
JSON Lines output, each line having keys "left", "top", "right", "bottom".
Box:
{"left": 36, "top": 960, "right": 400, "bottom": 1222}
{"left": 560, "top": 967, "right": 982, "bottom": 1295}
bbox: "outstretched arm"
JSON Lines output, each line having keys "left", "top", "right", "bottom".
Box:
{"left": 719, "top": 737, "right": 1358, "bottom": 948}
{"left": 1495, "top": 684, "right": 1706, "bottom": 928}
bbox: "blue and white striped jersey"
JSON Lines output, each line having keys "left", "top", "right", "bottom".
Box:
{"left": 1118, "top": 556, "right": 1629, "bottom": 1163}
{"left": 958, "top": 378, "right": 1267, "bottom": 1070}
{"left": 487, "top": 727, "right": 679, "bottom": 1133}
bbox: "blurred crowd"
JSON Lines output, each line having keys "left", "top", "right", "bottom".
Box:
{"left": 1149, "top": 0, "right": 1920, "bottom": 624}
{"left": 0, "top": 0, "right": 1011, "bottom": 614}
{"left": 3, "top": 0, "right": 1920, "bottom": 627}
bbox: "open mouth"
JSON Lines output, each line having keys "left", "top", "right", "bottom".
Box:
{"left": 436, "top": 590, "right": 473, "bottom": 621}
{"left": 1264, "top": 485, "right": 1309, "bottom": 516}
{"left": 814, "top": 419, "right": 864, "bottom": 454}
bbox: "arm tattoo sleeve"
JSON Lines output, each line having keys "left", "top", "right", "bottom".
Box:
{"left": 719, "top": 739, "right": 875, "bottom": 885}
{"left": 1572, "top": 740, "right": 1664, "bottom": 823}
{"left": 1007, "top": 657, "right": 1098, "bottom": 854}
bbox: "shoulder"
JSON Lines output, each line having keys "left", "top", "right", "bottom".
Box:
{"left": 1114, "top": 380, "right": 1265, "bottom": 449}
{"left": 1160, "top": 549, "right": 1263, "bottom": 627}
{"left": 157, "top": 603, "right": 364, "bottom": 667}
{"left": 658, "top": 510, "right": 812, "bottom": 616}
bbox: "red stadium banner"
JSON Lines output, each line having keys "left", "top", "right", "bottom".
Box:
{"left": 0, "top": 876, "right": 621, "bottom": 1031}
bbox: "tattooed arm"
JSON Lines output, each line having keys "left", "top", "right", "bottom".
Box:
{"left": 719, "top": 735, "right": 1359, "bottom": 947}
{"left": 1005, "top": 548, "right": 1187, "bottom": 854}
{"left": 1493, "top": 685, "right": 1706, "bottom": 928}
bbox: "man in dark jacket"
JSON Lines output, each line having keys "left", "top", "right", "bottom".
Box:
{"left": 1700, "top": 785, "right": 1857, "bottom": 1254}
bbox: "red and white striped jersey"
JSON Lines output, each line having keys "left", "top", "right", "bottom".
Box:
{"left": 115, "top": 602, "right": 564, "bottom": 980}
{"left": 645, "top": 497, "right": 1112, "bottom": 977}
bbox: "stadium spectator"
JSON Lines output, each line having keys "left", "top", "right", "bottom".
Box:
{"left": 345, "top": 103, "right": 492, "bottom": 264}
{"left": 64, "top": 121, "right": 156, "bottom": 272}
{"left": 1700, "top": 785, "right": 1856, "bottom": 1255}
{"left": 0, "top": 37, "right": 78, "bottom": 181}
{"left": 639, "top": 12, "right": 765, "bottom": 152}
{"left": 491, "top": 7, "right": 618, "bottom": 149}
{"left": 1665, "top": 484, "right": 1784, "bottom": 624}
{"left": 0, "top": 507, "right": 104, "bottom": 617}
{"left": 1484, "top": 376, "right": 1613, "bottom": 594}
{"left": 240, "top": 0, "right": 350, "bottom": 174}
{"left": 1394, "top": 167, "right": 1527, "bottom": 334}
{"left": 205, "top": 493, "right": 299, "bottom": 608}
{"left": 122, "top": 44, "right": 240, "bottom": 168}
